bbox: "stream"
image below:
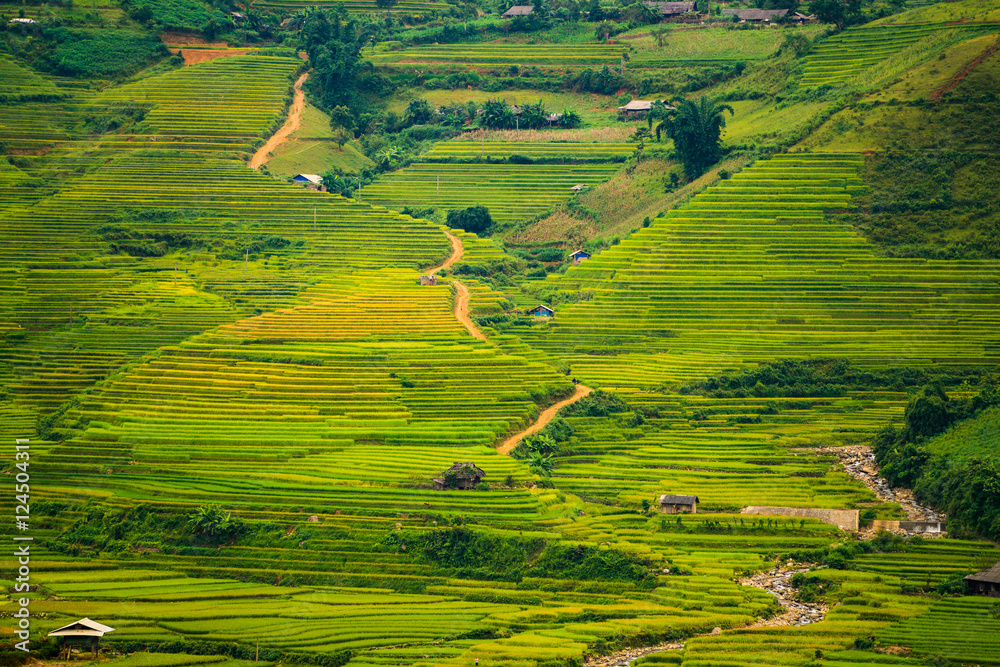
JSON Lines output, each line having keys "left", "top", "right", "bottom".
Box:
{"left": 816, "top": 445, "right": 946, "bottom": 524}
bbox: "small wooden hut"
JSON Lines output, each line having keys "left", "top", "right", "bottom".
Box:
{"left": 966, "top": 562, "right": 1000, "bottom": 597}
{"left": 659, "top": 494, "right": 698, "bottom": 514}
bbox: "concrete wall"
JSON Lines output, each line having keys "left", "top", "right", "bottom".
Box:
{"left": 871, "top": 520, "right": 946, "bottom": 534}
{"left": 742, "top": 506, "right": 859, "bottom": 531}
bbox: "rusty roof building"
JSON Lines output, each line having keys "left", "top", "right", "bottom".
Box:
{"left": 965, "top": 562, "right": 1000, "bottom": 597}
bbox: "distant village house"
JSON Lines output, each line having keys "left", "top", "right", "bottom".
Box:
{"left": 502, "top": 5, "right": 534, "bottom": 18}
{"left": 570, "top": 249, "right": 590, "bottom": 264}
{"left": 965, "top": 562, "right": 1000, "bottom": 597}
{"left": 644, "top": 1, "right": 697, "bottom": 19}
{"left": 618, "top": 100, "right": 675, "bottom": 117}
{"left": 292, "top": 174, "right": 325, "bottom": 191}
{"left": 433, "top": 462, "right": 486, "bottom": 490}
{"left": 420, "top": 275, "right": 438, "bottom": 286}
{"left": 659, "top": 494, "right": 698, "bottom": 514}
{"left": 722, "top": 7, "right": 789, "bottom": 22}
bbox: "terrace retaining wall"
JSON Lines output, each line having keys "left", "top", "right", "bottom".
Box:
{"left": 742, "top": 506, "right": 859, "bottom": 531}
{"left": 871, "top": 520, "right": 946, "bottom": 534}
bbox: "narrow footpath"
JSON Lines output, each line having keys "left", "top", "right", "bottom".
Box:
{"left": 429, "top": 229, "right": 592, "bottom": 451}
{"left": 431, "top": 232, "right": 486, "bottom": 342}
{"left": 249, "top": 72, "right": 308, "bottom": 170}
{"left": 498, "top": 384, "right": 592, "bottom": 455}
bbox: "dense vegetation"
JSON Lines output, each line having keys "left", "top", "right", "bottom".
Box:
{"left": 873, "top": 384, "right": 1000, "bottom": 541}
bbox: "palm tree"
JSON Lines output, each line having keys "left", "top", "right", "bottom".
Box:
{"left": 659, "top": 95, "right": 734, "bottom": 181}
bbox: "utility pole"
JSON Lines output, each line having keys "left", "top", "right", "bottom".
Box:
{"left": 174, "top": 262, "right": 177, "bottom": 288}
{"left": 314, "top": 207, "right": 317, "bottom": 230}
{"left": 437, "top": 174, "right": 440, "bottom": 196}
{"left": 245, "top": 249, "right": 248, "bottom": 273}
{"left": 256, "top": 638, "right": 259, "bottom": 662}
{"left": 358, "top": 178, "right": 361, "bottom": 201}
{"left": 69, "top": 302, "right": 73, "bottom": 325}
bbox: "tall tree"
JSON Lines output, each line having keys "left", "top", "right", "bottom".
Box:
{"left": 660, "top": 95, "right": 734, "bottom": 180}
{"left": 809, "top": 0, "right": 860, "bottom": 30}
{"left": 301, "top": 7, "right": 373, "bottom": 111}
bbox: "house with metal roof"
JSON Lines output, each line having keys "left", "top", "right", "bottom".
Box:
{"left": 659, "top": 494, "right": 699, "bottom": 514}
{"left": 47, "top": 618, "right": 115, "bottom": 659}
{"left": 644, "top": 1, "right": 696, "bottom": 18}
{"left": 722, "top": 7, "right": 789, "bottom": 22}
{"left": 966, "top": 562, "right": 1000, "bottom": 597}
{"left": 527, "top": 304, "right": 555, "bottom": 317}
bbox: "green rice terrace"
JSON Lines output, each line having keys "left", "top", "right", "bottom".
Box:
{"left": 2, "top": 1, "right": 1000, "bottom": 666}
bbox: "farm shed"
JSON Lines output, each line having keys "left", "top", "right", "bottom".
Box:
{"left": 618, "top": 100, "right": 654, "bottom": 116}
{"left": 570, "top": 249, "right": 591, "bottom": 263}
{"left": 502, "top": 5, "right": 534, "bottom": 18}
{"left": 47, "top": 618, "right": 115, "bottom": 658}
{"left": 527, "top": 304, "right": 555, "bottom": 318}
{"left": 722, "top": 7, "right": 789, "bottom": 22}
{"left": 420, "top": 275, "right": 438, "bottom": 286}
{"left": 792, "top": 11, "right": 817, "bottom": 23}
{"left": 9, "top": 17, "right": 36, "bottom": 23}
{"left": 659, "top": 494, "right": 698, "bottom": 514}
{"left": 965, "top": 562, "right": 1000, "bottom": 597}
{"left": 644, "top": 1, "right": 696, "bottom": 18}
{"left": 433, "top": 462, "right": 486, "bottom": 490}
{"left": 571, "top": 184, "right": 589, "bottom": 192}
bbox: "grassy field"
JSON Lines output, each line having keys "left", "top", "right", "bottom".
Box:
{"left": 264, "top": 104, "right": 374, "bottom": 177}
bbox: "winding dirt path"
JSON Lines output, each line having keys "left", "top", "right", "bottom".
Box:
{"left": 249, "top": 72, "right": 308, "bottom": 170}
{"left": 429, "top": 231, "right": 487, "bottom": 342}
{"left": 428, "top": 229, "right": 593, "bottom": 452}
{"left": 499, "top": 383, "right": 592, "bottom": 455}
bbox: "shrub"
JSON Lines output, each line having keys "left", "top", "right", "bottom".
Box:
{"left": 446, "top": 205, "right": 494, "bottom": 234}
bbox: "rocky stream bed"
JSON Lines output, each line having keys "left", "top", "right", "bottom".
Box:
{"left": 816, "top": 445, "right": 946, "bottom": 525}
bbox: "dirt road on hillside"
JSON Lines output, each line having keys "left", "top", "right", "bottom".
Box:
{"left": 498, "top": 383, "right": 592, "bottom": 455}
{"left": 427, "top": 229, "right": 592, "bottom": 450}
{"left": 430, "top": 231, "right": 487, "bottom": 342}
{"left": 249, "top": 72, "right": 308, "bottom": 170}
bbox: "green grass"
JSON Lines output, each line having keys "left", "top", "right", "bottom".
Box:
{"left": 924, "top": 404, "right": 1000, "bottom": 462}
{"left": 265, "top": 104, "right": 374, "bottom": 177}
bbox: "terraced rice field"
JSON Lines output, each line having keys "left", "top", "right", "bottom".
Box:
{"left": 366, "top": 43, "right": 624, "bottom": 69}
{"left": 0, "top": 54, "right": 64, "bottom": 101}
{"left": 521, "top": 153, "right": 1000, "bottom": 388}
{"left": 93, "top": 55, "right": 301, "bottom": 152}
{"left": 799, "top": 23, "right": 981, "bottom": 87}
{"left": 423, "top": 141, "right": 635, "bottom": 162}
{"left": 362, "top": 163, "right": 620, "bottom": 223}
{"left": 5, "top": 21, "right": 1000, "bottom": 667}
{"left": 256, "top": 0, "right": 441, "bottom": 10}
